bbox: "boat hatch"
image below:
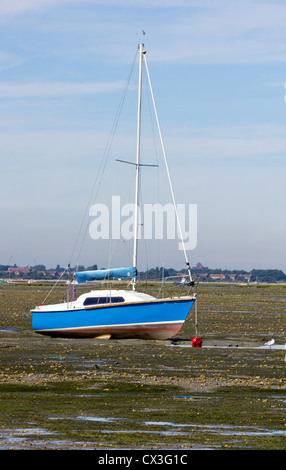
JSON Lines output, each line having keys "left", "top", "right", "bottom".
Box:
{"left": 83, "top": 296, "right": 125, "bottom": 306}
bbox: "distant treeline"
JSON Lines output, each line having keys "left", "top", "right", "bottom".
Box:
{"left": 138, "top": 267, "right": 286, "bottom": 283}
{"left": 191, "top": 267, "right": 286, "bottom": 283}
{"left": 1, "top": 263, "right": 286, "bottom": 283}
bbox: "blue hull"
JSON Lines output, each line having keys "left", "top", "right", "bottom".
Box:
{"left": 32, "top": 298, "right": 195, "bottom": 340}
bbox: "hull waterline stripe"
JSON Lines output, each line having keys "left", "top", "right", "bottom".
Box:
{"left": 35, "top": 319, "right": 184, "bottom": 333}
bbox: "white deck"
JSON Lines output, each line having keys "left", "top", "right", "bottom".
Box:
{"left": 32, "top": 289, "right": 156, "bottom": 312}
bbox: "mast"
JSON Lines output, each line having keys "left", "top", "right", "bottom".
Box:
{"left": 132, "top": 43, "right": 144, "bottom": 290}
{"left": 131, "top": 43, "right": 193, "bottom": 288}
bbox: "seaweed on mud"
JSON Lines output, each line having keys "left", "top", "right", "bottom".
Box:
{"left": 0, "top": 283, "right": 285, "bottom": 449}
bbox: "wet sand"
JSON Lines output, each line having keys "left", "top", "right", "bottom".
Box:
{"left": 0, "top": 282, "right": 285, "bottom": 449}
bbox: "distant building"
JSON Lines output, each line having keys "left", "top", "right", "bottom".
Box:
{"left": 196, "top": 272, "right": 208, "bottom": 278}
{"left": 194, "top": 262, "right": 208, "bottom": 270}
{"left": 239, "top": 274, "right": 251, "bottom": 282}
{"left": 209, "top": 273, "right": 225, "bottom": 280}
{"left": 8, "top": 267, "right": 30, "bottom": 275}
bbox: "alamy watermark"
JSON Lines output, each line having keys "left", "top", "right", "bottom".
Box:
{"left": 89, "top": 195, "right": 197, "bottom": 251}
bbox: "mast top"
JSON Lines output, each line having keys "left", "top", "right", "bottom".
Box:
{"left": 138, "top": 43, "right": 146, "bottom": 54}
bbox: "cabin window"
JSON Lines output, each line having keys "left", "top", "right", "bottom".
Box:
{"left": 83, "top": 296, "right": 125, "bottom": 306}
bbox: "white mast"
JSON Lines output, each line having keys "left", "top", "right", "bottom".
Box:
{"left": 132, "top": 43, "right": 144, "bottom": 290}
{"left": 131, "top": 43, "right": 193, "bottom": 288}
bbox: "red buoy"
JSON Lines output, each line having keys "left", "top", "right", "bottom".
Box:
{"left": 191, "top": 336, "right": 202, "bottom": 347}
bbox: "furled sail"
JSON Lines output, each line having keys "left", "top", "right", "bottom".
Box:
{"left": 75, "top": 267, "right": 136, "bottom": 284}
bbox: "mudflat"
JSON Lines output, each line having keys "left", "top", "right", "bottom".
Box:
{"left": 0, "top": 282, "right": 285, "bottom": 449}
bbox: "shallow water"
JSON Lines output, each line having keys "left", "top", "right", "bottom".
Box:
{"left": 169, "top": 343, "right": 286, "bottom": 350}
{"left": 2, "top": 418, "right": 285, "bottom": 450}
{"left": 0, "top": 326, "right": 23, "bottom": 332}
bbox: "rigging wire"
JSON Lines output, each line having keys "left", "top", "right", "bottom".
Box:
{"left": 143, "top": 63, "right": 161, "bottom": 271}
{"left": 42, "top": 48, "right": 138, "bottom": 304}
{"left": 143, "top": 53, "right": 193, "bottom": 283}
{"left": 41, "top": 265, "right": 70, "bottom": 305}
{"left": 69, "top": 47, "right": 138, "bottom": 270}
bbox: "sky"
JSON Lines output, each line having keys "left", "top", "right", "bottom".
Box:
{"left": 0, "top": 0, "right": 286, "bottom": 273}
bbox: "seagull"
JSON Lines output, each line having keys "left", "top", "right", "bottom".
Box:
{"left": 264, "top": 339, "right": 275, "bottom": 348}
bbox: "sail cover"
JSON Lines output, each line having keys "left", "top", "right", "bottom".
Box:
{"left": 75, "top": 267, "right": 136, "bottom": 284}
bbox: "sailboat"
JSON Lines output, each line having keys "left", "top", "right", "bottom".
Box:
{"left": 31, "top": 43, "right": 196, "bottom": 340}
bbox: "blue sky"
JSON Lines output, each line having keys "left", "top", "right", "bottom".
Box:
{"left": 0, "top": 0, "right": 285, "bottom": 272}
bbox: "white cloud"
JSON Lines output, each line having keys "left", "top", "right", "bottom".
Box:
{"left": 2, "top": 1, "right": 286, "bottom": 65}
{"left": 0, "top": 0, "right": 213, "bottom": 17}
{"left": 0, "top": 81, "right": 124, "bottom": 98}
{"left": 0, "top": 0, "right": 77, "bottom": 17}
{"left": 163, "top": 124, "right": 286, "bottom": 162}
{"left": 145, "top": 1, "right": 286, "bottom": 64}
